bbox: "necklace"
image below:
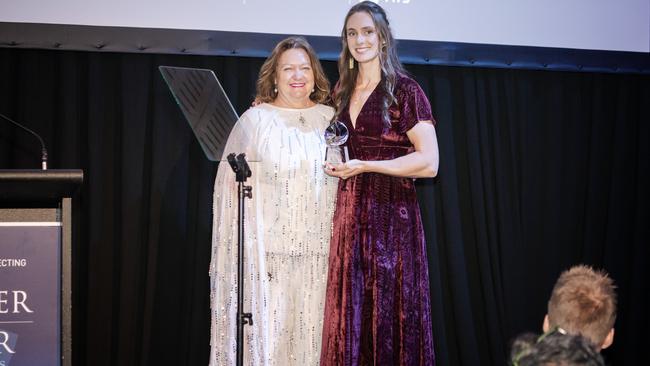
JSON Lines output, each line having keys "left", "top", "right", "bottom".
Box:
{"left": 298, "top": 113, "right": 306, "bottom": 124}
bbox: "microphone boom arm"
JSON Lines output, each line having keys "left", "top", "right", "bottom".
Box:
{"left": 0, "top": 112, "right": 48, "bottom": 170}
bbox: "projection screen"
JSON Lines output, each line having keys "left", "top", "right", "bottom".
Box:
{"left": 1, "top": 0, "right": 648, "bottom": 72}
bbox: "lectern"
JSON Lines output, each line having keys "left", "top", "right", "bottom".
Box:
{"left": 0, "top": 169, "right": 82, "bottom": 366}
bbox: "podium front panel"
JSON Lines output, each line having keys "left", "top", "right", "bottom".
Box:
{"left": 0, "top": 208, "right": 62, "bottom": 366}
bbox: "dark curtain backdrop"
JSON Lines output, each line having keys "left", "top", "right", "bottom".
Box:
{"left": 1, "top": 47, "right": 648, "bottom": 366}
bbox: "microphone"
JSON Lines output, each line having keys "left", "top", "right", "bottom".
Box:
{"left": 0, "top": 112, "right": 48, "bottom": 170}
{"left": 227, "top": 153, "right": 239, "bottom": 173}
{"left": 236, "top": 153, "right": 251, "bottom": 179}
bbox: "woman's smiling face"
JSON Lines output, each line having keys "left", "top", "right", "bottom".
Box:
{"left": 346, "top": 11, "right": 380, "bottom": 65}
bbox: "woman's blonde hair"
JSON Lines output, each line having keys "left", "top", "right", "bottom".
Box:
{"left": 256, "top": 36, "right": 330, "bottom": 104}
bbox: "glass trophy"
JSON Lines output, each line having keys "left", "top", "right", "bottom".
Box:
{"left": 324, "top": 120, "right": 350, "bottom": 164}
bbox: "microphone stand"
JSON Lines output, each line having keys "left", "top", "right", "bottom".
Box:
{"left": 226, "top": 152, "right": 253, "bottom": 366}
{"left": 0, "top": 112, "right": 48, "bottom": 170}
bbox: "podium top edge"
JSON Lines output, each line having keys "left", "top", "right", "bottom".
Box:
{"left": 0, "top": 169, "right": 84, "bottom": 183}
{"left": 0, "top": 170, "right": 84, "bottom": 204}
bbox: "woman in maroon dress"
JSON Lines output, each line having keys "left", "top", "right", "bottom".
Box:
{"left": 320, "top": 2, "right": 439, "bottom": 365}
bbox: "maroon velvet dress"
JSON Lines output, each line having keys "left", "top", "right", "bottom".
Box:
{"left": 321, "top": 74, "right": 436, "bottom": 366}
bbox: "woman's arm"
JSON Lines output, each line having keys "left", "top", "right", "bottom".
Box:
{"left": 325, "top": 121, "right": 439, "bottom": 179}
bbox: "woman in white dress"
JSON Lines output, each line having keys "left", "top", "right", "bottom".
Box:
{"left": 209, "top": 36, "right": 338, "bottom": 365}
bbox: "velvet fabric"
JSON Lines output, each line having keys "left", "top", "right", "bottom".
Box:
{"left": 321, "top": 75, "right": 436, "bottom": 366}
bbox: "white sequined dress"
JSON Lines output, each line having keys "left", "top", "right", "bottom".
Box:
{"left": 209, "top": 103, "right": 337, "bottom": 365}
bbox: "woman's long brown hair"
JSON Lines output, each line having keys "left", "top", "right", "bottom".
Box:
{"left": 333, "top": 1, "right": 405, "bottom": 125}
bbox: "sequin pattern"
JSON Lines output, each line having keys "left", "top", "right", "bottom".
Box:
{"left": 210, "top": 103, "right": 337, "bottom": 365}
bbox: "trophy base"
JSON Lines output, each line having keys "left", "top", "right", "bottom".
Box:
{"left": 325, "top": 145, "right": 350, "bottom": 164}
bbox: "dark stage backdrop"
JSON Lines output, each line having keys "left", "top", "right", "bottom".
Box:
{"left": 1, "top": 48, "right": 648, "bottom": 366}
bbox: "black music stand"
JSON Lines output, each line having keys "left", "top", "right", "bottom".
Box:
{"left": 159, "top": 66, "right": 254, "bottom": 366}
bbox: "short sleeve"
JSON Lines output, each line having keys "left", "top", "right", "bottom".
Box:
{"left": 395, "top": 76, "right": 434, "bottom": 134}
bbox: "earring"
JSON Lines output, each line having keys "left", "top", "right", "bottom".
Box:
{"left": 311, "top": 88, "right": 315, "bottom": 93}
{"left": 274, "top": 85, "right": 277, "bottom": 93}
{"left": 349, "top": 58, "right": 354, "bottom": 69}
